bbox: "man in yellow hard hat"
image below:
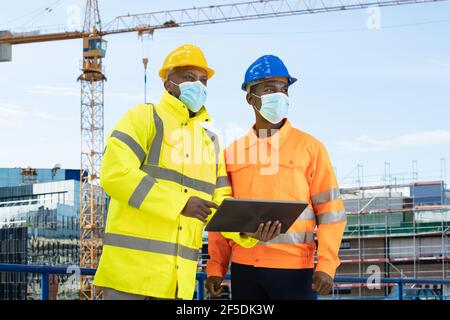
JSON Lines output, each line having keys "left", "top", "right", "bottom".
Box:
{"left": 93, "top": 44, "right": 281, "bottom": 300}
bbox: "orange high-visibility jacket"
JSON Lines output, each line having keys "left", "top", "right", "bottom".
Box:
{"left": 207, "top": 119, "right": 347, "bottom": 278}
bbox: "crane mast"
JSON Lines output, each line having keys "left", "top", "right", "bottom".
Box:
{"left": 78, "top": 0, "right": 106, "bottom": 301}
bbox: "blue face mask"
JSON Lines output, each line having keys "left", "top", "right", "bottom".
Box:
{"left": 171, "top": 80, "right": 207, "bottom": 113}
{"left": 252, "top": 92, "right": 289, "bottom": 124}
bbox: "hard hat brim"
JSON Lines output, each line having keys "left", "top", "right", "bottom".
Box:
{"left": 242, "top": 75, "right": 298, "bottom": 91}
{"left": 159, "top": 65, "right": 215, "bottom": 80}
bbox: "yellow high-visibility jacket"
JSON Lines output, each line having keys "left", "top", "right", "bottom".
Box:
{"left": 93, "top": 91, "right": 257, "bottom": 299}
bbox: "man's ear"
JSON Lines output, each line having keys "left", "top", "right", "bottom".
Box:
{"left": 246, "top": 92, "right": 254, "bottom": 105}
{"left": 163, "top": 79, "right": 171, "bottom": 92}
{"left": 164, "top": 78, "right": 179, "bottom": 97}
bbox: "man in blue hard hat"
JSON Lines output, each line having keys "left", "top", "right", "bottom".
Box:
{"left": 206, "top": 55, "right": 346, "bottom": 300}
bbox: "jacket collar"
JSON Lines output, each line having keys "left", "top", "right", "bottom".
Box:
{"left": 160, "top": 90, "right": 211, "bottom": 125}
{"left": 244, "top": 118, "right": 292, "bottom": 151}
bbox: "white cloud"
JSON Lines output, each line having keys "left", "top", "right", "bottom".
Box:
{"left": 425, "top": 58, "right": 450, "bottom": 68}
{"left": 29, "top": 84, "right": 148, "bottom": 102}
{"left": 0, "top": 102, "right": 73, "bottom": 125}
{"left": 105, "top": 91, "right": 146, "bottom": 102}
{"left": 28, "top": 85, "right": 79, "bottom": 96}
{"left": 335, "top": 130, "right": 450, "bottom": 154}
{"left": 0, "top": 76, "right": 7, "bottom": 81}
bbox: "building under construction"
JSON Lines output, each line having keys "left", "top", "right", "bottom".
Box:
{"left": 334, "top": 180, "right": 450, "bottom": 298}
{"left": 200, "top": 179, "right": 450, "bottom": 299}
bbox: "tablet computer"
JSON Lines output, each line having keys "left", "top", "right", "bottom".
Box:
{"left": 205, "top": 198, "right": 309, "bottom": 234}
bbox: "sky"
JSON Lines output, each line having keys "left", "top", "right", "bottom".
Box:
{"left": 0, "top": 0, "right": 449, "bottom": 188}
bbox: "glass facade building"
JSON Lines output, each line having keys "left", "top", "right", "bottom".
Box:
{"left": 0, "top": 168, "right": 81, "bottom": 300}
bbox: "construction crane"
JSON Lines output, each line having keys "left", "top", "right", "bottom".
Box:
{"left": 0, "top": 0, "right": 446, "bottom": 300}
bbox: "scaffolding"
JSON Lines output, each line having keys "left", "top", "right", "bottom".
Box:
{"left": 198, "top": 178, "right": 450, "bottom": 299}
{"left": 335, "top": 180, "right": 450, "bottom": 297}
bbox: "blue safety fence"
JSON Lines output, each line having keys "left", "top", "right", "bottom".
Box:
{"left": 1, "top": 263, "right": 449, "bottom": 300}
{"left": 0, "top": 263, "right": 95, "bottom": 300}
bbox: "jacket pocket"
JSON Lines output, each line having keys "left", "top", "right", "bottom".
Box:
{"left": 226, "top": 163, "right": 253, "bottom": 197}
{"left": 274, "top": 153, "right": 310, "bottom": 200}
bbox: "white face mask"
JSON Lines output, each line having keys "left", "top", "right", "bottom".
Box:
{"left": 170, "top": 80, "right": 207, "bottom": 113}
{"left": 252, "top": 92, "right": 289, "bottom": 124}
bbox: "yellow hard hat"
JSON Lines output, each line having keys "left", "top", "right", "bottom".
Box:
{"left": 159, "top": 44, "right": 215, "bottom": 80}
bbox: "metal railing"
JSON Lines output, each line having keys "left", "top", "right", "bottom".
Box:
{"left": 0, "top": 263, "right": 95, "bottom": 300}
{"left": 0, "top": 263, "right": 449, "bottom": 300}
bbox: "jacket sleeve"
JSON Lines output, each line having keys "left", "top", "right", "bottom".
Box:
{"left": 207, "top": 137, "right": 259, "bottom": 249}
{"left": 100, "top": 104, "right": 190, "bottom": 223}
{"left": 309, "top": 141, "right": 347, "bottom": 279}
{"left": 206, "top": 231, "right": 232, "bottom": 278}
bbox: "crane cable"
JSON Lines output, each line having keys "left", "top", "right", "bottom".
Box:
{"left": 19, "top": 0, "right": 66, "bottom": 29}
{"left": 140, "top": 32, "right": 152, "bottom": 104}
{"left": 0, "top": 0, "right": 64, "bottom": 28}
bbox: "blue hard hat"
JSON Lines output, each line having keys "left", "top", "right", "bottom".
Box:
{"left": 241, "top": 55, "right": 297, "bottom": 91}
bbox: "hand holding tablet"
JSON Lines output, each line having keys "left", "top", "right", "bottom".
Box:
{"left": 205, "top": 198, "right": 309, "bottom": 234}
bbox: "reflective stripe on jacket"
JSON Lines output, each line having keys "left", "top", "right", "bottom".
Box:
{"left": 207, "top": 119, "right": 346, "bottom": 278}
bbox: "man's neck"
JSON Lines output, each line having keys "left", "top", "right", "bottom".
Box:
{"left": 254, "top": 117, "right": 285, "bottom": 138}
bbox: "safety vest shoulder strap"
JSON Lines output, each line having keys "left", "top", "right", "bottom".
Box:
{"left": 202, "top": 127, "right": 220, "bottom": 177}
{"left": 145, "top": 103, "right": 163, "bottom": 166}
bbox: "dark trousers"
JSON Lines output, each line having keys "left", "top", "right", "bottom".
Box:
{"left": 230, "top": 262, "right": 318, "bottom": 300}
